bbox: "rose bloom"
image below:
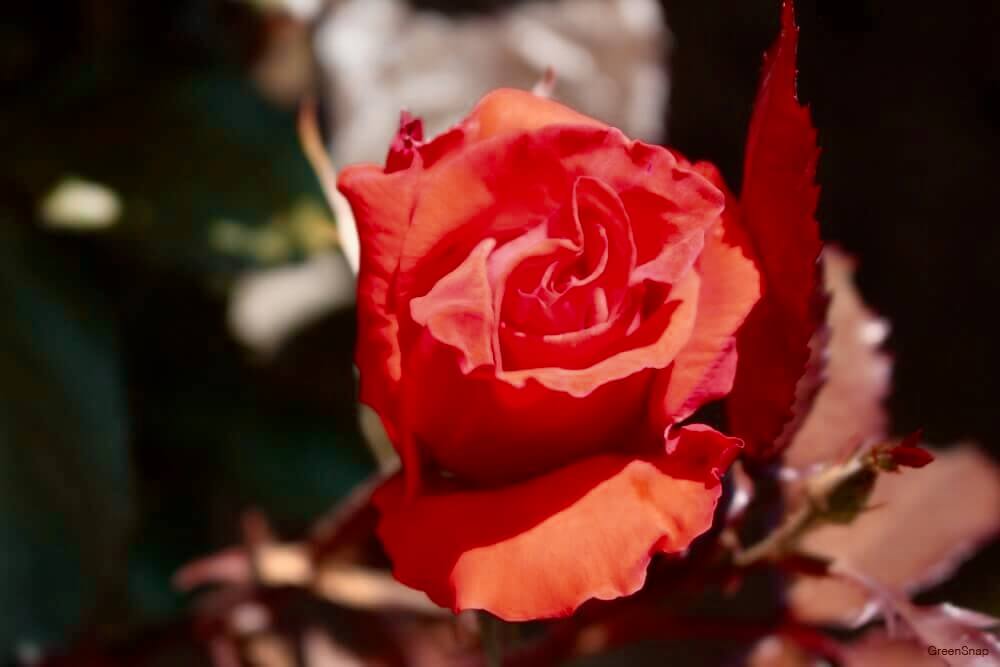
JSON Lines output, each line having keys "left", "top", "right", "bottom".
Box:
{"left": 336, "top": 3, "right": 819, "bottom": 621}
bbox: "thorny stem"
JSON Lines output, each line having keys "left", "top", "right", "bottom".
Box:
{"left": 732, "top": 502, "right": 814, "bottom": 567}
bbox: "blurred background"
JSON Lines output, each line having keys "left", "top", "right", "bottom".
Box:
{"left": 1, "top": 0, "right": 997, "bottom": 663}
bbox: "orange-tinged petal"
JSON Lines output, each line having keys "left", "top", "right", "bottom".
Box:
{"left": 462, "top": 88, "right": 606, "bottom": 142}
{"left": 338, "top": 164, "right": 422, "bottom": 487}
{"left": 374, "top": 425, "right": 740, "bottom": 621}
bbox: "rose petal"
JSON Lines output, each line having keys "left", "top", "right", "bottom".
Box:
{"left": 338, "top": 164, "right": 419, "bottom": 448}
{"left": 498, "top": 176, "right": 637, "bottom": 368}
{"left": 340, "top": 121, "right": 472, "bottom": 493}
{"left": 499, "top": 272, "right": 699, "bottom": 395}
{"left": 726, "top": 0, "right": 824, "bottom": 459}
{"left": 402, "top": 274, "right": 697, "bottom": 484}
{"left": 395, "top": 126, "right": 723, "bottom": 308}
{"left": 410, "top": 237, "right": 497, "bottom": 373}
{"left": 374, "top": 425, "right": 739, "bottom": 621}
{"left": 394, "top": 129, "right": 572, "bottom": 308}
{"left": 650, "top": 162, "right": 762, "bottom": 427}
{"left": 462, "top": 88, "right": 606, "bottom": 142}
{"left": 501, "top": 176, "right": 634, "bottom": 333}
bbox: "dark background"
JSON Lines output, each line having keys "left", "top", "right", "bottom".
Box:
{"left": 1, "top": 0, "right": 996, "bottom": 661}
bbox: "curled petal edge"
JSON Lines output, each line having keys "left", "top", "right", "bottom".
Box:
{"left": 373, "top": 425, "right": 741, "bottom": 621}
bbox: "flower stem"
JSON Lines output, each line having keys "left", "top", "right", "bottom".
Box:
{"left": 732, "top": 456, "right": 868, "bottom": 567}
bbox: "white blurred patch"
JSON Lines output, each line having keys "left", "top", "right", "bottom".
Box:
{"left": 39, "top": 177, "right": 121, "bottom": 230}
{"left": 302, "top": 628, "right": 365, "bottom": 667}
{"left": 234, "top": 0, "right": 670, "bottom": 353}
{"left": 251, "top": 0, "right": 323, "bottom": 20}
{"left": 229, "top": 253, "right": 355, "bottom": 353}
{"left": 315, "top": 0, "right": 671, "bottom": 169}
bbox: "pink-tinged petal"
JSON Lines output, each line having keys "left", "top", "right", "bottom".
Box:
{"left": 410, "top": 238, "right": 497, "bottom": 373}
{"left": 462, "top": 88, "right": 606, "bottom": 142}
{"left": 727, "top": 0, "right": 825, "bottom": 459}
{"left": 374, "top": 426, "right": 740, "bottom": 621}
{"left": 789, "top": 445, "right": 1000, "bottom": 627}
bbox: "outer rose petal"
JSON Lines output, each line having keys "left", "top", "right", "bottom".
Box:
{"left": 727, "top": 0, "right": 824, "bottom": 458}
{"left": 374, "top": 425, "right": 741, "bottom": 621}
{"left": 339, "top": 123, "right": 471, "bottom": 490}
{"left": 462, "top": 88, "right": 607, "bottom": 142}
{"left": 650, "top": 162, "right": 762, "bottom": 428}
{"left": 338, "top": 164, "right": 420, "bottom": 444}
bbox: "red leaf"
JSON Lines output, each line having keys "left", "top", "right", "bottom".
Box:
{"left": 727, "top": 0, "right": 824, "bottom": 459}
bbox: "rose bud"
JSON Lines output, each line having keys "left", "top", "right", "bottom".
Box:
{"left": 888, "top": 445, "right": 935, "bottom": 469}
{"left": 335, "top": 1, "right": 819, "bottom": 620}
{"left": 892, "top": 428, "right": 932, "bottom": 464}
{"left": 869, "top": 430, "right": 935, "bottom": 471}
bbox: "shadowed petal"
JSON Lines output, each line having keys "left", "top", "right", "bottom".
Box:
{"left": 374, "top": 425, "right": 740, "bottom": 621}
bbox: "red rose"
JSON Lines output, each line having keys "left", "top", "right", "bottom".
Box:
{"left": 336, "top": 1, "right": 819, "bottom": 621}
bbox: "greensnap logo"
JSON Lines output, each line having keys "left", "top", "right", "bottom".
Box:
{"left": 927, "top": 646, "right": 992, "bottom": 657}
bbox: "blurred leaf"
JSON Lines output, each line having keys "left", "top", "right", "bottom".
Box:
{"left": 5, "top": 69, "right": 328, "bottom": 278}
{"left": 785, "top": 247, "right": 892, "bottom": 469}
{"left": 0, "top": 222, "right": 133, "bottom": 652}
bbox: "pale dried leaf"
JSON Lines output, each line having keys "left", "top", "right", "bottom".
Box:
{"left": 246, "top": 634, "right": 297, "bottom": 667}
{"left": 785, "top": 247, "right": 891, "bottom": 469}
{"left": 893, "top": 601, "right": 1000, "bottom": 667}
{"left": 840, "top": 629, "right": 945, "bottom": 667}
{"left": 790, "top": 445, "right": 1000, "bottom": 626}
{"left": 315, "top": 0, "right": 669, "bottom": 169}
{"left": 298, "top": 101, "right": 361, "bottom": 274}
{"left": 383, "top": 617, "right": 483, "bottom": 667}
{"left": 174, "top": 547, "right": 254, "bottom": 591}
{"left": 314, "top": 563, "right": 445, "bottom": 615}
{"left": 746, "top": 636, "right": 818, "bottom": 667}
{"left": 302, "top": 628, "right": 365, "bottom": 667}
